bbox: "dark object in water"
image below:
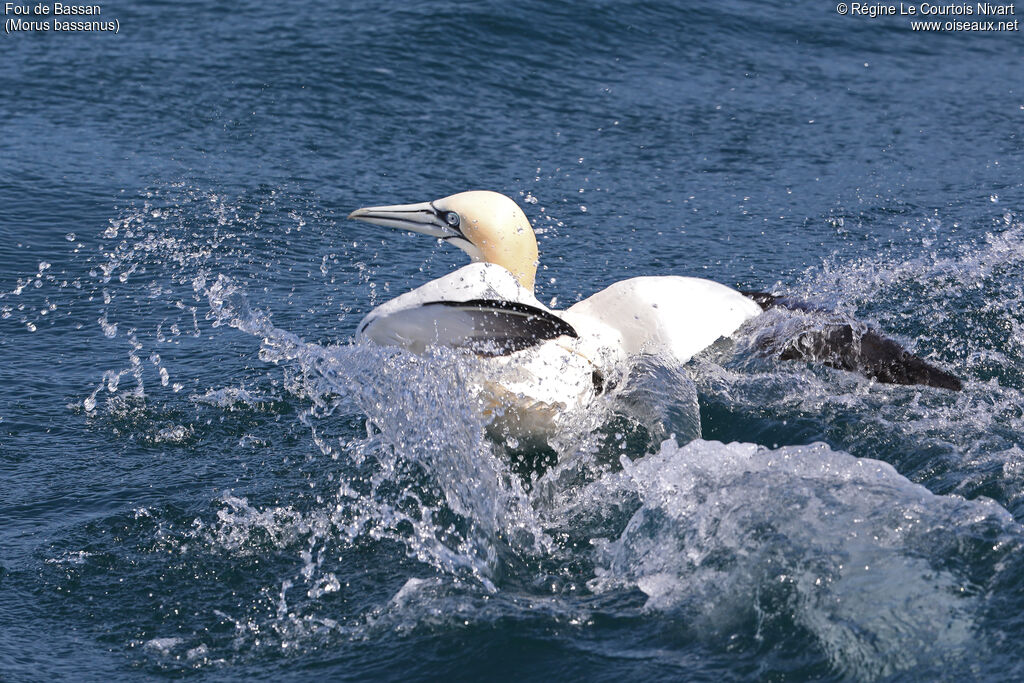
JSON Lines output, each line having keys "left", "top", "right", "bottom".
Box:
{"left": 741, "top": 292, "right": 963, "bottom": 391}
{"left": 361, "top": 298, "right": 578, "bottom": 357}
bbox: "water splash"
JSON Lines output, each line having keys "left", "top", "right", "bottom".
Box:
{"left": 14, "top": 184, "right": 1024, "bottom": 678}
{"left": 586, "top": 437, "right": 1019, "bottom": 679}
{"left": 693, "top": 215, "right": 1024, "bottom": 516}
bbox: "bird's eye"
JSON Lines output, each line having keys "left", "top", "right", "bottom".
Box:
{"left": 445, "top": 211, "right": 461, "bottom": 228}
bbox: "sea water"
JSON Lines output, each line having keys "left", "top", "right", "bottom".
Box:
{"left": 2, "top": 1, "right": 1023, "bottom": 680}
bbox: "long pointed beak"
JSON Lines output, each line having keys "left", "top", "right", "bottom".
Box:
{"left": 347, "top": 200, "right": 457, "bottom": 239}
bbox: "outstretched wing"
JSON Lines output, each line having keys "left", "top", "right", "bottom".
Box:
{"left": 359, "top": 298, "right": 578, "bottom": 357}
{"left": 779, "top": 324, "right": 963, "bottom": 391}
{"left": 744, "top": 291, "right": 962, "bottom": 390}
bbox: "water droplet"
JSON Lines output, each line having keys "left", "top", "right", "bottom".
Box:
{"left": 98, "top": 314, "right": 118, "bottom": 338}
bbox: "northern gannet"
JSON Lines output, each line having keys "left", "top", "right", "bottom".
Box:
{"left": 348, "top": 190, "right": 961, "bottom": 437}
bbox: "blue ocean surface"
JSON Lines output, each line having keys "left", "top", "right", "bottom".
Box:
{"left": 2, "top": 0, "right": 1024, "bottom": 680}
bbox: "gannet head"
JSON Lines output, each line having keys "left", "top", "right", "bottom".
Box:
{"left": 348, "top": 190, "right": 539, "bottom": 291}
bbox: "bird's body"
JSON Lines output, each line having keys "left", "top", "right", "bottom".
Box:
{"left": 358, "top": 260, "right": 764, "bottom": 438}
{"left": 561, "top": 274, "right": 762, "bottom": 366}
{"left": 349, "top": 190, "right": 961, "bottom": 440}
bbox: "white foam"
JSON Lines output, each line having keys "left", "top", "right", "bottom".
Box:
{"left": 587, "top": 437, "right": 1016, "bottom": 678}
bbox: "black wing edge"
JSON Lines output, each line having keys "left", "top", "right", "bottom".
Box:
{"left": 425, "top": 299, "right": 577, "bottom": 338}
{"left": 421, "top": 298, "right": 578, "bottom": 356}
{"left": 743, "top": 291, "right": 962, "bottom": 391}
{"left": 780, "top": 325, "right": 963, "bottom": 391}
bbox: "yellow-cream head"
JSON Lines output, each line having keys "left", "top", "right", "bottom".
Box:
{"left": 348, "top": 190, "right": 539, "bottom": 291}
